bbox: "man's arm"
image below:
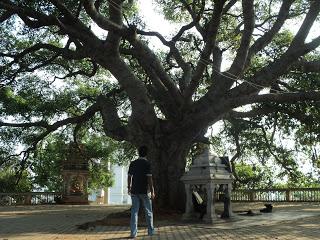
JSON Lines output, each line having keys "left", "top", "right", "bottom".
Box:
{"left": 127, "top": 175, "right": 132, "bottom": 195}
{"left": 147, "top": 176, "right": 155, "bottom": 200}
{"left": 128, "top": 162, "right": 133, "bottom": 195}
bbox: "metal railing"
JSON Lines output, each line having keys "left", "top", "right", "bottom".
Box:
{"left": 1, "top": 188, "right": 320, "bottom": 206}
{"left": 230, "top": 188, "right": 320, "bottom": 202}
{"left": 0, "top": 192, "right": 62, "bottom": 206}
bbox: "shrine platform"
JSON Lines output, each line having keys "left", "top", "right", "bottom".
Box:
{"left": 0, "top": 202, "right": 319, "bottom": 239}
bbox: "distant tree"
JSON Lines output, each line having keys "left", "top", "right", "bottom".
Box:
{"left": 210, "top": 94, "right": 320, "bottom": 189}
{"left": 31, "top": 136, "right": 65, "bottom": 191}
{"left": 233, "top": 163, "right": 273, "bottom": 189}
{"left": 0, "top": 168, "right": 32, "bottom": 192}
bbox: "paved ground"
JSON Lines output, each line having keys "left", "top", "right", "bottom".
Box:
{"left": 0, "top": 203, "right": 320, "bottom": 239}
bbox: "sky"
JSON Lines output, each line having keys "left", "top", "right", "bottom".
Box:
{"left": 138, "top": 0, "right": 172, "bottom": 31}
{"left": 137, "top": 0, "right": 183, "bottom": 48}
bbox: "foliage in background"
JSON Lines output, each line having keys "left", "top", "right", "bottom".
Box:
{"left": 210, "top": 111, "right": 320, "bottom": 189}
{"left": 0, "top": 168, "right": 32, "bottom": 192}
{"left": 234, "top": 163, "right": 274, "bottom": 189}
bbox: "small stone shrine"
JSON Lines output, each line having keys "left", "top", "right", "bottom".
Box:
{"left": 62, "top": 143, "right": 89, "bottom": 204}
{"left": 181, "top": 146, "right": 234, "bottom": 223}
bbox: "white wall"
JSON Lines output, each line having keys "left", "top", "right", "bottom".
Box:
{"left": 107, "top": 164, "right": 131, "bottom": 204}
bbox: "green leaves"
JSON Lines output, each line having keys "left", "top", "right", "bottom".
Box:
{"left": 31, "top": 137, "right": 65, "bottom": 191}
{"left": 89, "top": 161, "right": 114, "bottom": 190}
{"left": 0, "top": 167, "right": 32, "bottom": 192}
{"left": 155, "top": 0, "right": 192, "bottom": 23}
{"left": 235, "top": 163, "right": 273, "bottom": 189}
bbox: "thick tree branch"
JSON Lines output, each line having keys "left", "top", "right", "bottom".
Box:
{"left": 291, "top": 60, "right": 320, "bottom": 72}
{"left": 205, "top": 0, "right": 255, "bottom": 102}
{"left": 210, "top": 46, "right": 222, "bottom": 81}
{"left": 99, "top": 56, "right": 157, "bottom": 130}
{"left": 54, "top": 18, "right": 98, "bottom": 46}
{"left": 227, "top": 104, "right": 317, "bottom": 127}
{"left": 84, "top": 0, "right": 128, "bottom": 51}
{"left": 179, "top": 0, "right": 205, "bottom": 37}
{"left": 184, "top": 0, "right": 226, "bottom": 101}
{"left": 0, "top": 1, "right": 56, "bottom": 26}
{"left": 147, "top": 84, "right": 180, "bottom": 120}
{"left": 228, "top": 25, "right": 320, "bottom": 100}
{"left": 136, "top": 29, "right": 169, "bottom": 45}
{"left": 49, "top": 0, "right": 76, "bottom": 20}
{"left": 231, "top": 91, "right": 320, "bottom": 108}
{"left": 208, "top": 1, "right": 320, "bottom": 106}
{"left": 192, "top": 1, "right": 254, "bottom": 118}
{"left": 136, "top": 29, "right": 191, "bottom": 92}
{"left": 171, "top": 16, "right": 201, "bottom": 43}
{"left": 83, "top": 0, "right": 123, "bottom": 33}
{"left": 1, "top": 102, "right": 100, "bottom": 132}
{"left": 97, "top": 94, "right": 128, "bottom": 141}
{"left": 188, "top": 90, "right": 320, "bottom": 141}
{"left": 120, "top": 51, "right": 180, "bottom": 119}
{"left": 289, "top": 0, "right": 320, "bottom": 48}
{"left": 0, "top": 120, "right": 49, "bottom": 128}
{"left": 0, "top": 10, "right": 13, "bottom": 22}
{"left": 246, "top": 0, "right": 294, "bottom": 66}
{"left": 127, "top": 40, "right": 184, "bottom": 106}
{"left": 223, "top": 0, "right": 237, "bottom": 14}
{"left": 227, "top": 0, "right": 255, "bottom": 78}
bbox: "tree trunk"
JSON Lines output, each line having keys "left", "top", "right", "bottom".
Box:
{"left": 149, "top": 138, "right": 192, "bottom": 212}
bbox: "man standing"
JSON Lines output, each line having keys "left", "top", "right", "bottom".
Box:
{"left": 127, "top": 146, "right": 155, "bottom": 238}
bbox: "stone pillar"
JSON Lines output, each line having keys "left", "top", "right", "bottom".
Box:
{"left": 182, "top": 183, "right": 195, "bottom": 219}
{"left": 203, "top": 182, "right": 216, "bottom": 223}
{"left": 222, "top": 183, "right": 233, "bottom": 218}
{"left": 227, "top": 183, "right": 233, "bottom": 217}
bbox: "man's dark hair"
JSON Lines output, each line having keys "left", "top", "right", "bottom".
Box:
{"left": 138, "top": 146, "right": 148, "bottom": 157}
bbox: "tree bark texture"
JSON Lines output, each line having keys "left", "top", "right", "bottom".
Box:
{"left": 145, "top": 137, "right": 192, "bottom": 212}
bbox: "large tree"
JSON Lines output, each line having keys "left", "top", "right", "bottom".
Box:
{"left": 1, "top": 0, "right": 320, "bottom": 210}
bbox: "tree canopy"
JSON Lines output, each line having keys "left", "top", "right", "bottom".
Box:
{"left": 1, "top": 0, "right": 320, "bottom": 209}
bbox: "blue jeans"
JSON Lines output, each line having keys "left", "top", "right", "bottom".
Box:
{"left": 130, "top": 194, "right": 154, "bottom": 237}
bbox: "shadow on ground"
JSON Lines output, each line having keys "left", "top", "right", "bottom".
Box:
{"left": 77, "top": 202, "right": 320, "bottom": 231}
